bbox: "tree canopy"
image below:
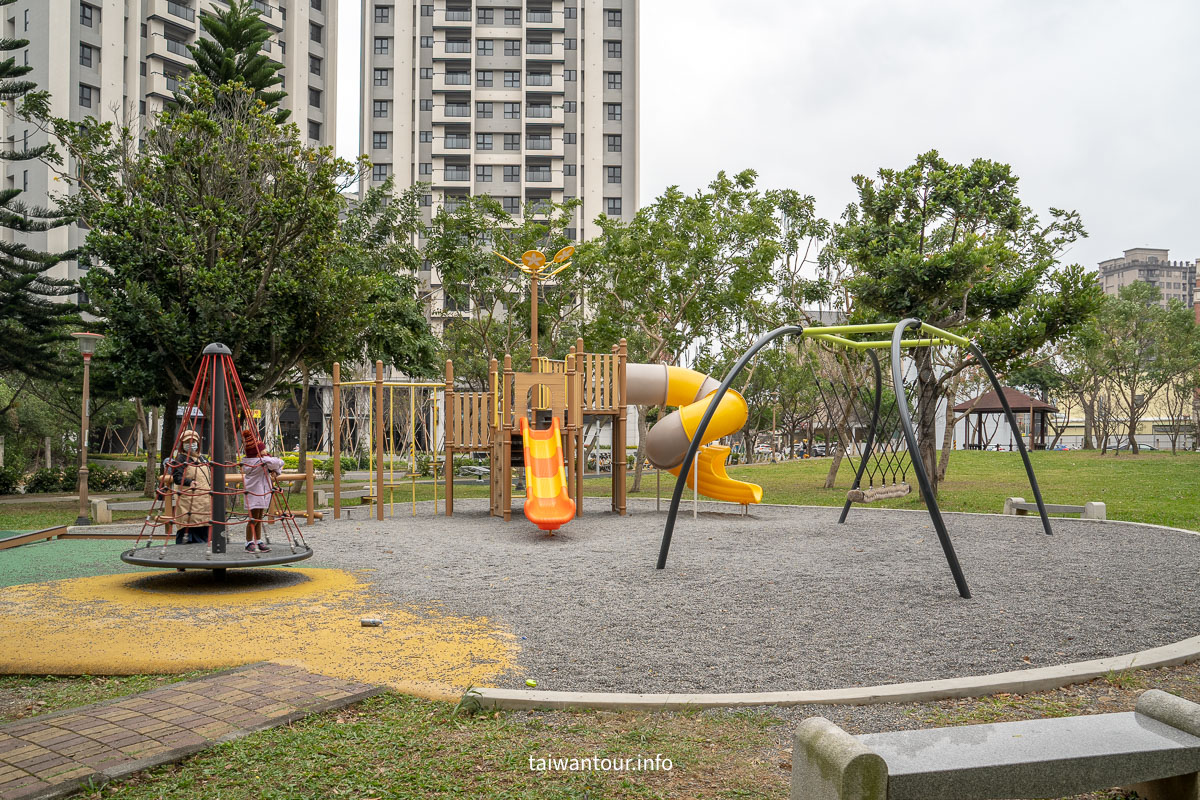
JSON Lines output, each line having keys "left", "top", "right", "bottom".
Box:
{"left": 182, "top": 0, "right": 288, "bottom": 121}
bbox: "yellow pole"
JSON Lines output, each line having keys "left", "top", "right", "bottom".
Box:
{"left": 410, "top": 385, "right": 417, "bottom": 517}
{"left": 530, "top": 274, "right": 538, "bottom": 362}
{"left": 432, "top": 388, "right": 439, "bottom": 515}
{"left": 368, "top": 383, "right": 374, "bottom": 505}
{"left": 332, "top": 362, "right": 341, "bottom": 520}
{"left": 389, "top": 385, "right": 395, "bottom": 519}
{"left": 375, "top": 361, "right": 384, "bottom": 522}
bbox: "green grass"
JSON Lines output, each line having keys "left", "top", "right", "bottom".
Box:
{"left": 0, "top": 672, "right": 211, "bottom": 724}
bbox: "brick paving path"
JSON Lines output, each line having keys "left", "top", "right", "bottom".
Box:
{"left": 0, "top": 662, "right": 382, "bottom": 800}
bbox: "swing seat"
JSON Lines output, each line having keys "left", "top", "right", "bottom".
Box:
{"left": 847, "top": 482, "right": 912, "bottom": 503}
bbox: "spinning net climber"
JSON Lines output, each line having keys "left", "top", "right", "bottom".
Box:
{"left": 657, "top": 319, "right": 1054, "bottom": 599}
{"left": 121, "top": 343, "right": 313, "bottom": 574}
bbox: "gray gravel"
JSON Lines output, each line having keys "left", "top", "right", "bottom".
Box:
{"left": 304, "top": 499, "right": 1200, "bottom": 695}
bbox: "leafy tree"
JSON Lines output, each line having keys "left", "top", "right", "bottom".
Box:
{"left": 181, "top": 0, "right": 288, "bottom": 121}
{"left": 824, "top": 150, "right": 1102, "bottom": 495}
{"left": 0, "top": 0, "right": 77, "bottom": 381}
{"left": 36, "top": 78, "right": 396, "bottom": 457}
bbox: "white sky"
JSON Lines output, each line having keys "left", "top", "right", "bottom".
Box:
{"left": 336, "top": 0, "right": 1200, "bottom": 271}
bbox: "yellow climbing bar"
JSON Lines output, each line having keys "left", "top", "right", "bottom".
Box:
{"left": 801, "top": 321, "right": 971, "bottom": 350}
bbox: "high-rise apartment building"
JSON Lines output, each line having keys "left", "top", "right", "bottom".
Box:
{"left": 1098, "top": 247, "right": 1196, "bottom": 308}
{"left": 360, "top": 0, "right": 638, "bottom": 279}
{"left": 0, "top": 0, "right": 337, "bottom": 295}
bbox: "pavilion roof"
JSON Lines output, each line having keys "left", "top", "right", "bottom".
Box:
{"left": 953, "top": 387, "right": 1058, "bottom": 414}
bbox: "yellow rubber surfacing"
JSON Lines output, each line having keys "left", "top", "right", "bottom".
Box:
{"left": 0, "top": 569, "right": 517, "bottom": 701}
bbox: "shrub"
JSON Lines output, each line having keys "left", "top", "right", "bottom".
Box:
{"left": 282, "top": 454, "right": 300, "bottom": 471}
{"left": 126, "top": 465, "right": 147, "bottom": 492}
{"left": 0, "top": 465, "right": 20, "bottom": 495}
{"left": 25, "top": 468, "right": 66, "bottom": 493}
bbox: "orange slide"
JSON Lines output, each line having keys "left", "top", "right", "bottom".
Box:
{"left": 518, "top": 416, "right": 576, "bottom": 532}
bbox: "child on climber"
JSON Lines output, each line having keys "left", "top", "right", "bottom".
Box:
{"left": 241, "top": 430, "right": 284, "bottom": 553}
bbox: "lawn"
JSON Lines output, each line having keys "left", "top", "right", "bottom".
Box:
{"left": 2, "top": 450, "right": 1197, "bottom": 532}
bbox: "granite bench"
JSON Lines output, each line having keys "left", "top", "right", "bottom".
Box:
{"left": 1002, "top": 497, "right": 1106, "bottom": 519}
{"left": 792, "top": 689, "right": 1200, "bottom": 800}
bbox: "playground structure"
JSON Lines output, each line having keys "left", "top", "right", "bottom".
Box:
{"left": 656, "top": 319, "right": 1055, "bottom": 599}
{"left": 122, "top": 343, "right": 313, "bottom": 574}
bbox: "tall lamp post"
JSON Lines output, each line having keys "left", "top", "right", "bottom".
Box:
{"left": 72, "top": 332, "right": 104, "bottom": 526}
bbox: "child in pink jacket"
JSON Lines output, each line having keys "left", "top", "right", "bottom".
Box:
{"left": 241, "top": 430, "right": 284, "bottom": 552}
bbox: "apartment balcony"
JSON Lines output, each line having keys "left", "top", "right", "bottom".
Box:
{"left": 526, "top": 9, "right": 566, "bottom": 31}
{"left": 145, "top": 70, "right": 184, "bottom": 100}
{"left": 433, "top": 167, "right": 473, "bottom": 188}
{"left": 434, "top": 8, "right": 473, "bottom": 29}
{"left": 251, "top": 0, "right": 283, "bottom": 31}
{"left": 525, "top": 103, "right": 564, "bottom": 125}
{"left": 433, "top": 71, "right": 474, "bottom": 92}
{"left": 524, "top": 72, "right": 564, "bottom": 94}
{"left": 524, "top": 40, "right": 565, "bottom": 63}
{"left": 433, "top": 103, "right": 472, "bottom": 125}
{"left": 524, "top": 135, "right": 564, "bottom": 158}
{"left": 433, "top": 40, "right": 474, "bottom": 61}
{"left": 524, "top": 169, "right": 563, "bottom": 190}
{"left": 148, "top": 0, "right": 198, "bottom": 27}
{"left": 147, "top": 34, "right": 194, "bottom": 68}
{"left": 433, "top": 133, "right": 473, "bottom": 156}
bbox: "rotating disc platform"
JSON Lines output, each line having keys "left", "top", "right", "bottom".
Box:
{"left": 121, "top": 542, "right": 314, "bottom": 571}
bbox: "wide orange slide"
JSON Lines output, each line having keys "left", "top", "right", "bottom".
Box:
{"left": 518, "top": 416, "right": 576, "bottom": 532}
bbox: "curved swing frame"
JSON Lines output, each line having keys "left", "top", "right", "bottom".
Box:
{"left": 655, "top": 319, "right": 1053, "bottom": 599}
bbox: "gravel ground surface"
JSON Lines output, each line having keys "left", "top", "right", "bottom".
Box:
{"left": 307, "top": 498, "right": 1199, "bottom": 694}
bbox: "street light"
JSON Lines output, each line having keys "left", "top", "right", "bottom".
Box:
{"left": 71, "top": 332, "right": 104, "bottom": 526}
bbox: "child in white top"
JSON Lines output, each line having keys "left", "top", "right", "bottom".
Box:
{"left": 241, "top": 430, "right": 284, "bottom": 552}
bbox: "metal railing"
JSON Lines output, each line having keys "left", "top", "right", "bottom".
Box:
{"left": 444, "top": 104, "right": 470, "bottom": 117}
{"left": 444, "top": 72, "right": 471, "bottom": 85}
{"left": 527, "top": 73, "right": 552, "bottom": 86}
{"left": 167, "top": 1, "right": 195, "bottom": 22}
{"left": 165, "top": 38, "right": 190, "bottom": 57}
{"left": 445, "top": 41, "right": 471, "bottom": 52}
{"left": 526, "top": 137, "right": 551, "bottom": 150}
{"left": 446, "top": 9, "right": 471, "bottom": 20}
{"left": 527, "top": 105, "right": 552, "bottom": 117}
{"left": 527, "top": 42, "right": 553, "bottom": 54}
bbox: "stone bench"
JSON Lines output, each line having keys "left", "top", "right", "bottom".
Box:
{"left": 1003, "top": 496, "right": 1106, "bottom": 520}
{"left": 792, "top": 689, "right": 1200, "bottom": 800}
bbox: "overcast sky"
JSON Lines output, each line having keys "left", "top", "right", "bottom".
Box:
{"left": 336, "top": 0, "right": 1200, "bottom": 271}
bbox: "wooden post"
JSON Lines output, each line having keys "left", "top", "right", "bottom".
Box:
{"left": 444, "top": 360, "right": 455, "bottom": 516}
{"left": 375, "top": 360, "right": 384, "bottom": 521}
{"left": 615, "top": 339, "right": 628, "bottom": 515}
{"left": 305, "top": 458, "right": 315, "bottom": 525}
{"left": 489, "top": 358, "right": 500, "bottom": 516}
{"left": 332, "top": 362, "right": 341, "bottom": 520}
{"left": 575, "top": 337, "right": 585, "bottom": 510}
{"left": 502, "top": 353, "right": 513, "bottom": 521}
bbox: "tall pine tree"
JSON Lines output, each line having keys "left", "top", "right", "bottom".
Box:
{"left": 0, "top": 0, "right": 77, "bottom": 380}
{"left": 183, "top": 0, "right": 289, "bottom": 122}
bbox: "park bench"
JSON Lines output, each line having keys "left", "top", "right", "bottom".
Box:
{"left": 791, "top": 689, "right": 1200, "bottom": 800}
{"left": 1003, "top": 496, "right": 1106, "bottom": 520}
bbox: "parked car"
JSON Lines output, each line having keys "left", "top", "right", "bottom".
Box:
{"left": 1113, "top": 443, "right": 1157, "bottom": 451}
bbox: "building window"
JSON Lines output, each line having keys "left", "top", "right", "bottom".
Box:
{"left": 478, "top": 7, "right": 494, "bottom": 23}
{"left": 563, "top": 132, "right": 576, "bottom": 144}
{"left": 308, "top": 121, "right": 322, "bottom": 140}
{"left": 420, "top": 67, "right": 433, "bottom": 79}
{"left": 504, "top": 165, "right": 519, "bottom": 183}
{"left": 564, "top": 69, "right": 576, "bottom": 81}
{"left": 420, "top": 98, "right": 432, "bottom": 111}
{"left": 606, "top": 197, "right": 622, "bottom": 216}
{"left": 419, "top": 162, "right": 432, "bottom": 175}
{"left": 607, "top": 9, "right": 622, "bottom": 26}
{"left": 477, "top": 70, "right": 493, "bottom": 87}
{"left": 502, "top": 196, "right": 520, "bottom": 214}
{"left": 607, "top": 103, "right": 621, "bottom": 120}
{"left": 139, "top": 100, "right": 146, "bottom": 114}
{"left": 80, "top": 3, "right": 95, "bottom": 26}
{"left": 607, "top": 134, "right": 621, "bottom": 152}
{"left": 22, "top": 170, "right": 28, "bottom": 191}
{"left": 141, "top": 22, "right": 147, "bottom": 37}
{"left": 79, "top": 44, "right": 94, "bottom": 68}
{"left": 420, "top": 35, "right": 432, "bottom": 47}
{"left": 374, "top": 5, "right": 391, "bottom": 22}
{"left": 78, "top": 83, "right": 95, "bottom": 108}
{"left": 421, "top": 4, "right": 432, "bottom": 16}
{"left": 373, "top": 100, "right": 389, "bottom": 117}
{"left": 279, "top": 40, "right": 287, "bottom": 55}
{"left": 420, "top": 194, "right": 432, "bottom": 207}
{"left": 607, "top": 71, "right": 622, "bottom": 89}
{"left": 373, "top": 132, "right": 389, "bottom": 149}
{"left": 564, "top": 100, "right": 577, "bottom": 112}
{"left": 564, "top": 38, "right": 576, "bottom": 50}
{"left": 308, "top": 87, "right": 322, "bottom": 108}
{"left": 606, "top": 40, "right": 621, "bottom": 59}
{"left": 476, "top": 101, "right": 493, "bottom": 118}
{"left": 374, "top": 69, "right": 390, "bottom": 86}
{"left": 503, "top": 102, "right": 519, "bottom": 119}
{"left": 311, "top": 0, "right": 322, "bottom": 10}
{"left": 475, "top": 165, "right": 492, "bottom": 182}
{"left": 527, "top": 133, "right": 550, "bottom": 149}
{"left": 504, "top": 133, "right": 520, "bottom": 150}
{"left": 419, "top": 130, "right": 432, "bottom": 143}
{"left": 607, "top": 166, "right": 621, "bottom": 184}
{"left": 504, "top": 39, "right": 520, "bottom": 56}
{"left": 477, "top": 39, "right": 493, "bottom": 56}
{"left": 476, "top": 133, "right": 493, "bottom": 150}
{"left": 504, "top": 8, "right": 520, "bottom": 25}
{"left": 564, "top": 164, "right": 576, "bottom": 176}
{"left": 504, "top": 71, "right": 520, "bottom": 87}
{"left": 372, "top": 164, "right": 390, "bottom": 182}
{"left": 565, "top": 6, "right": 576, "bottom": 18}
{"left": 310, "top": 23, "right": 323, "bottom": 43}
{"left": 374, "top": 37, "right": 390, "bottom": 54}
{"left": 310, "top": 55, "right": 322, "bottom": 75}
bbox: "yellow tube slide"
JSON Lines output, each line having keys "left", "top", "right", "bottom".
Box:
{"left": 625, "top": 364, "right": 763, "bottom": 505}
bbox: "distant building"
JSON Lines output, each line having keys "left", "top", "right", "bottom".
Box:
{"left": 1098, "top": 248, "right": 1195, "bottom": 308}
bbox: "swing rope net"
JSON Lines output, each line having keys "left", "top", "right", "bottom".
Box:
{"left": 133, "top": 352, "right": 308, "bottom": 553}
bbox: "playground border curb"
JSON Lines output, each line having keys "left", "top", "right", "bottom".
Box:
{"left": 471, "top": 634, "right": 1200, "bottom": 711}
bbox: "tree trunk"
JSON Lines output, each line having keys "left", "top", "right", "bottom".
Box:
{"left": 1079, "top": 394, "right": 1094, "bottom": 449}
{"left": 293, "top": 361, "right": 311, "bottom": 472}
{"left": 630, "top": 406, "right": 649, "bottom": 493}
{"left": 134, "top": 399, "right": 160, "bottom": 497}
{"left": 936, "top": 397, "right": 956, "bottom": 482}
{"left": 914, "top": 349, "right": 940, "bottom": 500}
{"left": 1127, "top": 386, "right": 1140, "bottom": 456}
